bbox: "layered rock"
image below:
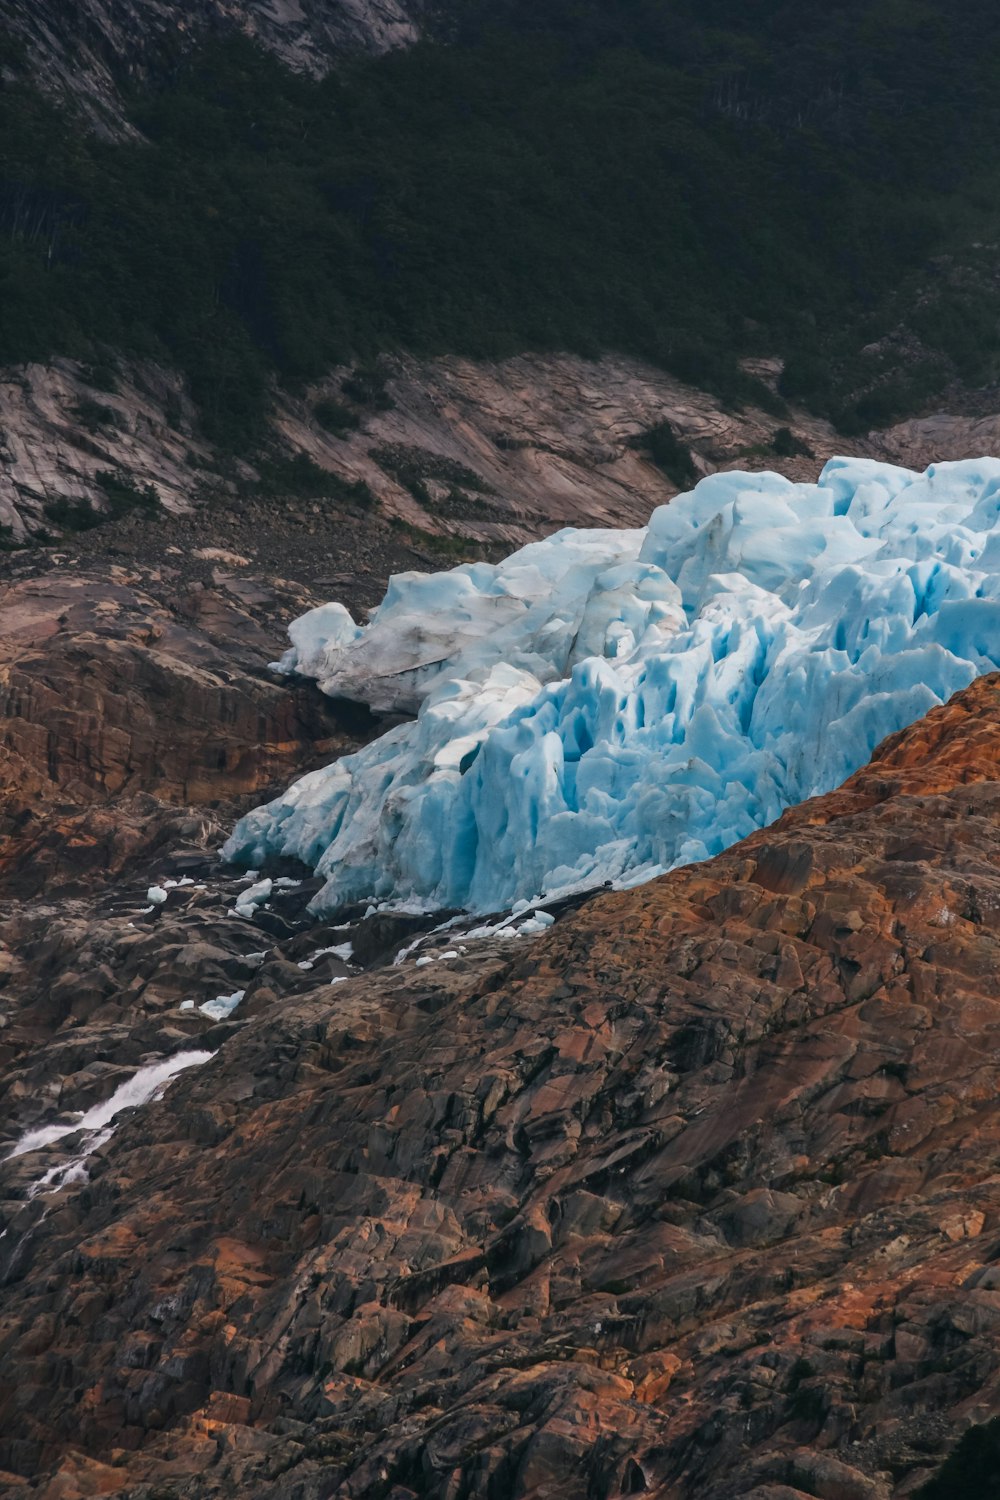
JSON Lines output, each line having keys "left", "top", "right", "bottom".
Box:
{"left": 12, "top": 350, "right": 1000, "bottom": 554}
{"left": 1, "top": 0, "right": 421, "bottom": 131}
{"left": 0, "top": 563, "right": 355, "bottom": 893}
{"left": 4, "top": 675, "right": 1000, "bottom": 1496}
{"left": 0, "top": 352, "right": 847, "bottom": 543}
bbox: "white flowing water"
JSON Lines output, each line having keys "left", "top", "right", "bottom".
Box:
{"left": 6, "top": 1050, "right": 213, "bottom": 1196}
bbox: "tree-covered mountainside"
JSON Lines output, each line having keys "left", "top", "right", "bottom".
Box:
{"left": 2, "top": 0, "right": 1000, "bottom": 445}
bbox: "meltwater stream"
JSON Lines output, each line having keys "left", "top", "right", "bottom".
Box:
{"left": 7, "top": 1051, "right": 213, "bottom": 1195}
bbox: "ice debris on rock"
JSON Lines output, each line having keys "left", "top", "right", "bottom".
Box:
{"left": 297, "top": 942, "right": 354, "bottom": 971}
{"left": 226, "top": 458, "right": 1000, "bottom": 915}
{"left": 232, "top": 877, "right": 272, "bottom": 919}
{"left": 198, "top": 990, "right": 245, "bottom": 1021}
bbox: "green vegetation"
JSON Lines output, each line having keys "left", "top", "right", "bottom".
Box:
{"left": 313, "top": 398, "right": 360, "bottom": 438}
{"left": 72, "top": 398, "right": 118, "bottom": 433}
{"left": 771, "top": 427, "right": 813, "bottom": 459}
{"left": 94, "top": 468, "right": 159, "bottom": 517}
{"left": 632, "top": 421, "right": 697, "bottom": 490}
{"left": 43, "top": 468, "right": 158, "bottom": 534}
{"left": 919, "top": 1418, "right": 1000, "bottom": 1498}
{"left": 341, "top": 364, "right": 394, "bottom": 412}
{"left": 389, "top": 515, "right": 492, "bottom": 560}
{"left": 249, "top": 452, "right": 377, "bottom": 508}
{"left": 370, "top": 443, "right": 494, "bottom": 507}
{"left": 3, "top": 2, "right": 1000, "bottom": 446}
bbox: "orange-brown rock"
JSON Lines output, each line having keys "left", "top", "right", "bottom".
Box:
{"left": 6, "top": 678, "right": 1000, "bottom": 1496}
{"left": 0, "top": 566, "right": 351, "bottom": 894}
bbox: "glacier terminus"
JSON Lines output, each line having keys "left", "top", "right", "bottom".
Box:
{"left": 225, "top": 458, "right": 1000, "bottom": 915}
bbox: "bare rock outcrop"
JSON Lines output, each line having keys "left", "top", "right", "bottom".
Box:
{"left": 0, "top": 352, "right": 848, "bottom": 544}
{"left": 4, "top": 675, "right": 1000, "bottom": 1495}
{"left": 9, "top": 349, "right": 1000, "bottom": 553}
{"left": 0, "top": 563, "right": 355, "bottom": 893}
{"left": 1, "top": 0, "right": 421, "bottom": 131}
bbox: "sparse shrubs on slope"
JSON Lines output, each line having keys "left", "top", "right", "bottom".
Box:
{"left": 3, "top": 2, "right": 1000, "bottom": 446}
{"left": 94, "top": 469, "right": 159, "bottom": 517}
{"left": 918, "top": 1419, "right": 1000, "bottom": 1498}
{"left": 43, "top": 468, "right": 158, "bottom": 534}
{"left": 313, "top": 399, "right": 360, "bottom": 438}
{"left": 251, "top": 452, "right": 377, "bottom": 509}
{"left": 631, "top": 421, "right": 697, "bottom": 490}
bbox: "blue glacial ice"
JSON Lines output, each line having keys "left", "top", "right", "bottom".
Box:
{"left": 224, "top": 457, "right": 1000, "bottom": 915}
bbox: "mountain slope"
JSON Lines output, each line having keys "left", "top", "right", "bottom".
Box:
{"left": 4, "top": 2, "right": 1000, "bottom": 458}
{"left": 4, "top": 673, "right": 1000, "bottom": 1496}
{"left": 0, "top": 0, "right": 420, "bottom": 129}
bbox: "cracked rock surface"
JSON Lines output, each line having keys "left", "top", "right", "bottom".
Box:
{"left": 3, "top": 672, "right": 1000, "bottom": 1497}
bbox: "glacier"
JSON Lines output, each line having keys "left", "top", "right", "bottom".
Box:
{"left": 225, "top": 457, "right": 1000, "bottom": 915}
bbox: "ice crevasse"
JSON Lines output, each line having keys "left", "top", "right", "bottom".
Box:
{"left": 225, "top": 457, "right": 1000, "bottom": 915}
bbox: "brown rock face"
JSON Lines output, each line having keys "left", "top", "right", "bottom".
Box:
{"left": 0, "top": 565, "right": 350, "bottom": 893}
{"left": 5, "top": 676, "right": 1000, "bottom": 1496}
{"left": 0, "top": 353, "right": 840, "bottom": 543}
{"left": 2, "top": 351, "right": 987, "bottom": 549}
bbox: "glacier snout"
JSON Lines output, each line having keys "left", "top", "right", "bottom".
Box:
{"left": 226, "top": 457, "right": 1000, "bottom": 915}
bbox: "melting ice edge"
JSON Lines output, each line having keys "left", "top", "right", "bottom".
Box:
{"left": 226, "top": 457, "right": 1000, "bottom": 915}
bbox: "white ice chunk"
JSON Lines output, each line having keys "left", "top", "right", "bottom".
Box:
{"left": 146, "top": 885, "right": 168, "bottom": 905}
{"left": 233, "top": 877, "right": 272, "bottom": 919}
{"left": 273, "top": 601, "right": 363, "bottom": 677}
{"left": 296, "top": 941, "right": 354, "bottom": 971}
{"left": 198, "top": 989, "right": 246, "bottom": 1021}
{"left": 517, "top": 910, "right": 555, "bottom": 935}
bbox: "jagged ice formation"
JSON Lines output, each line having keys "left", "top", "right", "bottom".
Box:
{"left": 225, "top": 458, "right": 1000, "bottom": 913}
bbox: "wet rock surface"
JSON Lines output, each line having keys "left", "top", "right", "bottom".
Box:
{"left": 3, "top": 674, "right": 1000, "bottom": 1497}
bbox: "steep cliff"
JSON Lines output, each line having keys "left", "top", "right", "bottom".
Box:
{"left": 0, "top": 351, "right": 841, "bottom": 543}
{"left": 0, "top": 0, "right": 420, "bottom": 128}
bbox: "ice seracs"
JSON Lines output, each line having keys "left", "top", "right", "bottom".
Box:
{"left": 7, "top": 1051, "right": 213, "bottom": 1196}
{"left": 226, "top": 457, "right": 1000, "bottom": 916}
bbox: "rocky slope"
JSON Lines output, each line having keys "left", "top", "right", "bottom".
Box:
{"left": 0, "top": 557, "right": 378, "bottom": 895}
{"left": 0, "top": 352, "right": 859, "bottom": 546}
{"left": 3, "top": 650, "right": 1000, "bottom": 1496}
{"left": 7, "top": 349, "right": 997, "bottom": 558}
{"left": 0, "top": 0, "right": 420, "bottom": 130}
